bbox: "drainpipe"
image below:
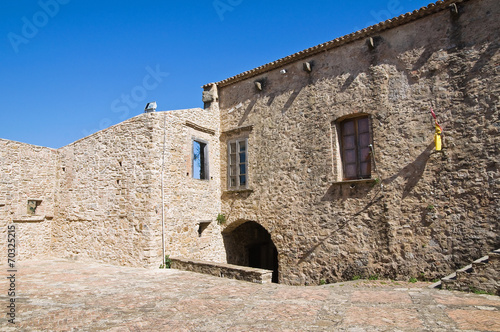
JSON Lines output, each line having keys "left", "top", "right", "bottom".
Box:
{"left": 161, "top": 112, "right": 167, "bottom": 267}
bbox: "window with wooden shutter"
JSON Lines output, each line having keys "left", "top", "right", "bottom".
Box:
{"left": 340, "top": 116, "right": 372, "bottom": 180}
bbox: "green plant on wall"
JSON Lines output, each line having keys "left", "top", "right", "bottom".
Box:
{"left": 159, "top": 255, "right": 171, "bottom": 269}
{"left": 372, "top": 177, "right": 381, "bottom": 186}
{"left": 216, "top": 213, "right": 226, "bottom": 225}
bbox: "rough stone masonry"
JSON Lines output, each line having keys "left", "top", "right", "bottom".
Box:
{"left": 0, "top": 0, "right": 498, "bottom": 285}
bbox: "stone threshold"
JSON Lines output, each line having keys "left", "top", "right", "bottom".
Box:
{"left": 170, "top": 257, "right": 273, "bottom": 284}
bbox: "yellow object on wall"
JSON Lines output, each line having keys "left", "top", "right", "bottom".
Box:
{"left": 434, "top": 125, "right": 442, "bottom": 151}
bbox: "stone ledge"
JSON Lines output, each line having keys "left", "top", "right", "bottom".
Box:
{"left": 13, "top": 215, "right": 46, "bottom": 222}
{"left": 223, "top": 189, "right": 254, "bottom": 194}
{"left": 184, "top": 121, "right": 216, "bottom": 135}
{"left": 170, "top": 257, "right": 273, "bottom": 284}
{"left": 221, "top": 125, "right": 254, "bottom": 136}
{"left": 331, "top": 179, "right": 377, "bottom": 186}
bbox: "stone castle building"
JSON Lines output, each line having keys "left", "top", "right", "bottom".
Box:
{"left": 1, "top": 0, "right": 498, "bottom": 285}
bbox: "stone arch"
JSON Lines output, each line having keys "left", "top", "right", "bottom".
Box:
{"left": 222, "top": 220, "right": 279, "bottom": 283}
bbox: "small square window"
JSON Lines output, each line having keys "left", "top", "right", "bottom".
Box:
{"left": 27, "top": 200, "right": 42, "bottom": 215}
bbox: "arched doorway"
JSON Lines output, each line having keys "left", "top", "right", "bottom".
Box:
{"left": 223, "top": 221, "right": 279, "bottom": 283}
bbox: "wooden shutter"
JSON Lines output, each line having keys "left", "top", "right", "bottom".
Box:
{"left": 341, "top": 116, "right": 372, "bottom": 180}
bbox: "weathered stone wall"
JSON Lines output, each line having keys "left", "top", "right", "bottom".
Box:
{"left": 0, "top": 139, "right": 59, "bottom": 260}
{"left": 1, "top": 0, "right": 497, "bottom": 285}
{"left": 149, "top": 108, "right": 225, "bottom": 264}
{"left": 217, "top": 0, "right": 499, "bottom": 284}
{"left": 53, "top": 114, "right": 160, "bottom": 266}
{"left": 1, "top": 107, "right": 224, "bottom": 268}
{"left": 49, "top": 108, "right": 224, "bottom": 267}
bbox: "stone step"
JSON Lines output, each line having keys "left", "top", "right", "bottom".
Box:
{"left": 429, "top": 248, "right": 500, "bottom": 290}
{"left": 471, "top": 261, "right": 489, "bottom": 274}
{"left": 488, "top": 252, "right": 500, "bottom": 264}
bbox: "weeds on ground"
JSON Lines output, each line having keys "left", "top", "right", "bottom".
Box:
{"left": 469, "top": 287, "right": 495, "bottom": 295}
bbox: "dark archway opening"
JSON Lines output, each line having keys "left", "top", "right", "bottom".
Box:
{"left": 223, "top": 221, "right": 279, "bottom": 283}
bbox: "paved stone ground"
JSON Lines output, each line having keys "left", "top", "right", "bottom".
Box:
{"left": 0, "top": 258, "right": 499, "bottom": 331}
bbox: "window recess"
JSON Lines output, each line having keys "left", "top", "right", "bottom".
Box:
{"left": 193, "top": 139, "right": 209, "bottom": 180}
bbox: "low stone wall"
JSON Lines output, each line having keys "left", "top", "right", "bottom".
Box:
{"left": 170, "top": 257, "right": 272, "bottom": 284}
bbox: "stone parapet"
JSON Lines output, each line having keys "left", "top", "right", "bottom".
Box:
{"left": 170, "top": 257, "right": 273, "bottom": 284}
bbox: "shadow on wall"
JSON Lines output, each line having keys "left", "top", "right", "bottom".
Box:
{"left": 227, "top": 15, "right": 498, "bottom": 124}
{"left": 236, "top": 87, "right": 302, "bottom": 127}
{"left": 307, "top": 143, "right": 436, "bottom": 266}
{"left": 222, "top": 220, "right": 279, "bottom": 283}
{"left": 384, "top": 142, "right": 435, "bottom": 198}
{"left": 299, "top": 190, "right": 384, "bottom": 265}
{"left": 238, "top": 98, "right": 258, "bottom": 127}
{"left": 322, "top": 181, "right": 376, "bottom": 202}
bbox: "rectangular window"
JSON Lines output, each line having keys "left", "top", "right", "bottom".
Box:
{"left": 228, "top": 139, "right": 248, "bottom": 189}
{"left": 340, "top": 116, "right": 372, "bottom": 180}
{"left": 192, "top": 139, "right": 209, "bottom": 180}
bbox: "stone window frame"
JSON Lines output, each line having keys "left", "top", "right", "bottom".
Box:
{"left": 192, "top": 137, "right": 210, "bottom": 181}
{"left": 333, "top": 114, "right": 374, "bottom": 182}
{"left": 227, "top": 138, "right": 249, "bottom": 190}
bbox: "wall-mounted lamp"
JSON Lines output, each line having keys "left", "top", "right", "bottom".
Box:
{"left": 367, "top": 36, "right": 382, "bottom": 50}
{"left": 450, "top": 3, "right": 459, "bottom": 15}
{"left": 303, "top": 62, "right": 313, "bottom": 73}
{"left": 280, "top": 69, "right": 287, "bottom": 74}
{"left": 368, "top": 37, "right": 375, "bottom": 49}
{"left": 254, "top": 78, "right": 267, "bottom": 91}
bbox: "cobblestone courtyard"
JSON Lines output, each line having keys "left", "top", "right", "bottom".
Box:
{"left": 1, "top": 259, "right": 499, "bottom": 331}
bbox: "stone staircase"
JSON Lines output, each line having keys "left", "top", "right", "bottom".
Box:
{"left": 430, "top": 249, "right": 500, "bottom": 295}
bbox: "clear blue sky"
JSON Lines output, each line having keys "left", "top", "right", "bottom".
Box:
{"left": 1, "top": 0, "right": 431, "bottom": 148}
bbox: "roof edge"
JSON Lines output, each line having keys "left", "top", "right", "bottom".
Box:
{"left": 203, "top": 0, "right": 464, "bottom": 89}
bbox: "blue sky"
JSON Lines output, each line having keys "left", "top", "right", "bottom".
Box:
{"left": 1, "top": 0, "right": 432, "bottom": 148}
